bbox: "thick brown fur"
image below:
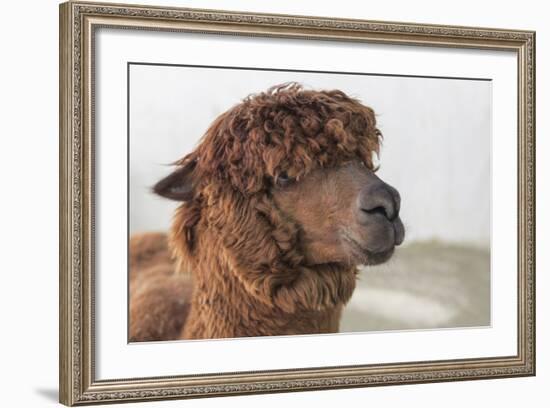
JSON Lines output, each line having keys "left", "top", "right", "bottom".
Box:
{"left": 130, "top": 83, "right": 385, "bottom": 341}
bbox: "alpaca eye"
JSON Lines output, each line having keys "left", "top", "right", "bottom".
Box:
{"left": 276, "top": 172, "right": 294, "bottom": 187}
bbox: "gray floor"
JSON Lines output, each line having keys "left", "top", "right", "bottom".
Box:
{"left": 340, "top": 241, "right": 490, "bottom": 333}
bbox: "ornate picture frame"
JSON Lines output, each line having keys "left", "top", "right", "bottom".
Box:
{"left": 59, "top": 1, "right": 535, "bottom": 405}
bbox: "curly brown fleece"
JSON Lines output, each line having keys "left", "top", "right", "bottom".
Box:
{"left": 132, "top": 83, "right": 382, "bottom": 340}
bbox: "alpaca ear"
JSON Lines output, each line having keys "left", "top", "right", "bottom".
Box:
{"left": 153, "top": 161, "right": 196, "bottom": 201}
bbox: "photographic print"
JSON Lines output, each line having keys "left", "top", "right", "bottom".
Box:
{"left": 128, "top": 65, "right": 491, "bottom": 342}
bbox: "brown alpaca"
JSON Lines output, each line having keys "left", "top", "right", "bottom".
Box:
{"left": 129, "top": 83, "right": 404, "bottom": 341}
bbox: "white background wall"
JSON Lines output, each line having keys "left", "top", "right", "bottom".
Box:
{"left": 0, "top": 0, "right": 546, "bottom": 407}
{"left": 129, "top": 64, "right": 491, "bottom": 245}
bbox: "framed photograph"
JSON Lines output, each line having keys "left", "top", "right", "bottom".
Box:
{"left": 59, "top": 1, "right": 536, "bottom": 405}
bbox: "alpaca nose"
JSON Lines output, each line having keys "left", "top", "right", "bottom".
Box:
{"left": 357, "top": 180, "right": 400, "bottom": 222}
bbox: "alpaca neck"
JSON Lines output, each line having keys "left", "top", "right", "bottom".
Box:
{"left": 181, "top": 257, "right": 344, "bottom": 340}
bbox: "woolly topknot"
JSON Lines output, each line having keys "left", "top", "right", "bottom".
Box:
{"left": 179, "top": 83, "right": 382, "bottom": 195}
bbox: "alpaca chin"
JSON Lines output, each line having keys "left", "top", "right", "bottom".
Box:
{"left": 341, "top": 232, "right": 397, "bottom": 266}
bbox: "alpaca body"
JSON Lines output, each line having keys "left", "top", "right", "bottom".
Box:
{"left": 129, "top": 232, "right": 344, "bottom": 341}
{"left": 183, "top": 280, "right": 343, "bottom": 339}
{"left": 181, "top": 238, "right": 344, "bottom": 339}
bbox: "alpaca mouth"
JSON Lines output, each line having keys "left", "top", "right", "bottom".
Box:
{"left": 341, "top": 233, "right": 395, "bottom": 266}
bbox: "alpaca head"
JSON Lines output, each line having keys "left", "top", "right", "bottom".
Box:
{"left": 154, "top": 83, "right": 404, "bottom": 311}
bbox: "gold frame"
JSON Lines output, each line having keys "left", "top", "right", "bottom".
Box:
{"left": 59, "top": 1, "right": 536, "bottom": 405}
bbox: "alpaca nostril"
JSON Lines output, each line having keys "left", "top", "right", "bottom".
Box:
{"left": 357, "top": 184, "right": 398, "bottom": 222}
{"left": 362, "top": 205, "right": 389, "bottom": 219}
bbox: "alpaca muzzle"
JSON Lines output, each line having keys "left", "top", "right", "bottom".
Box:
{"left": 355, "top": 173, "right": 405, "bottom": 254}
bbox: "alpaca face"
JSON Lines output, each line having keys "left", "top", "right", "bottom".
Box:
{"left": 271, "top": 160, "right": 404, "bottom": 267}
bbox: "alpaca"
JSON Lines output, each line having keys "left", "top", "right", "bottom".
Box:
{"left": 129, "top": 83, "right": 404, "bottom": 341}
